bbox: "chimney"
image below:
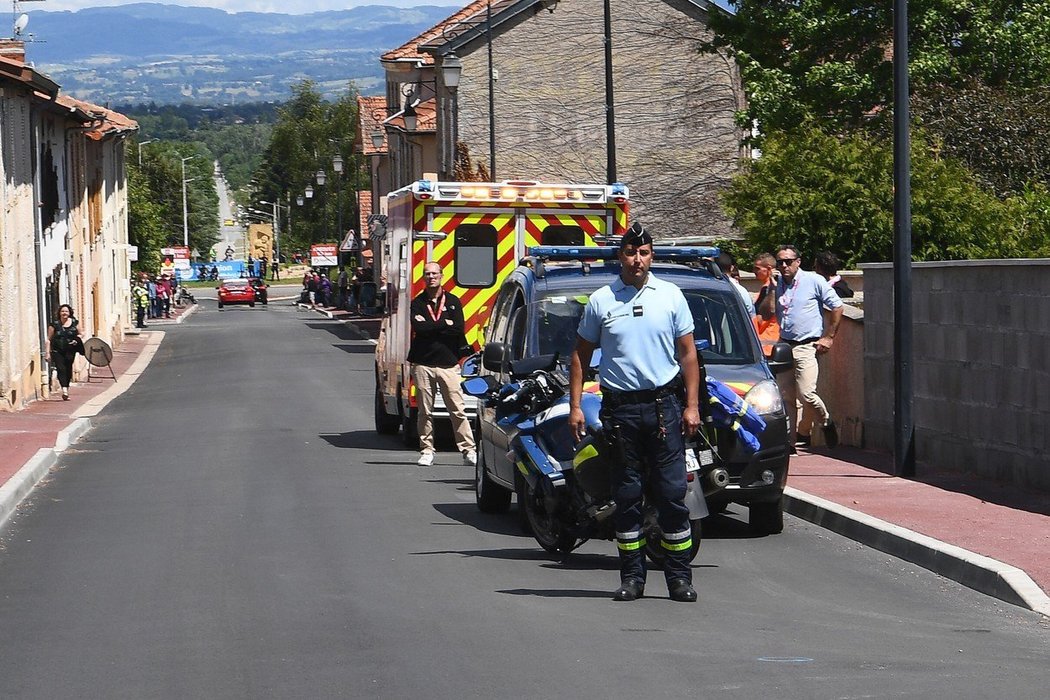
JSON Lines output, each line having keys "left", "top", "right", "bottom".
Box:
{"left": 0, "top": 40, "right": 26, "bottom": 64}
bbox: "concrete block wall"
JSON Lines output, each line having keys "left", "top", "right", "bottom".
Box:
{"left": 862, "top": 260, "right": 1050, "bottom": 490}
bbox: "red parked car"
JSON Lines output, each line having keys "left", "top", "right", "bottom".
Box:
{"left": 217, "top": 279, "right": 255, "bottom": 309}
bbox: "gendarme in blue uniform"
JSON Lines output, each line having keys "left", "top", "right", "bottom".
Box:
{"left": 577, "top": 269, "right": 696, "bottom": 594}
{"left": 577, "top": 273, "right": 694, "bottom": 391}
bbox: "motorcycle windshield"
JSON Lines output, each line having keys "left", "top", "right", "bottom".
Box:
{"left": 532, "top": 287, "right": 759, "bottom": 366}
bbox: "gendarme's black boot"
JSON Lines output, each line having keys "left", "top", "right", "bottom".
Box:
{"left": 614, "top": 579, "right": 645, "bottom": 602}
{"left": 668, "top": 578, "right": 697, "bottom": 603}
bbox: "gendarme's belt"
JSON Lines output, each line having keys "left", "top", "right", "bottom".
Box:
{"left": 601, "top": 375, "right": 683, "bottom": 404}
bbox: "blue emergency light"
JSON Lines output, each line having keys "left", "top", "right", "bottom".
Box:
{"left": 528, "top": 245, "right": 720, "bottom": 261}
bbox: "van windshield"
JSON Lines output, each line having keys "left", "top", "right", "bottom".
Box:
{"left": 534, "top": 286, "right": 758, "bottom": 365}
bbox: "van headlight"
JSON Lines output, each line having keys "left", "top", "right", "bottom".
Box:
{"left": 744, "top": 379, "right": 784, "bottom": 416}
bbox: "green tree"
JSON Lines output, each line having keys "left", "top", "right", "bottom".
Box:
{"left": 913, "top": 82, "right": 1050, "bottom": 197}
{"left": 128, "top": 140, "right": 219, "bottom": 264}
{"left": 720, "top": 126, "right": 1018, "bottom": 264}
{"left": 705, "top": 0, "right": 1050, "bottom": 135}
{"left": 252, "top": 81, "right": 363, "bottom": 253}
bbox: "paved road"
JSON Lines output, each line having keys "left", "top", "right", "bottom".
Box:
{"left": 1, "top": 302, "right": 1046, "bottom": 698}
{"left": 214, "top": 163, "right": 245, "bottom": 260}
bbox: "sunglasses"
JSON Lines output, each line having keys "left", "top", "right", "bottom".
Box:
{"left": 775, "top": 257, "right": 798, "bottom": 266}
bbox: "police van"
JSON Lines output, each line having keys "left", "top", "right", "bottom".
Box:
{"left": 471, "top": 246, "right": 794, "bottom": 534}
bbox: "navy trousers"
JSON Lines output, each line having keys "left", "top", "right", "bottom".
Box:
{"left": 601, "top": 392, "right": 692, "bottom": 584}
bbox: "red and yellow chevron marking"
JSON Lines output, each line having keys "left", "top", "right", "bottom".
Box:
{"left": 613, "top": 202, "right": 629, "bottom": 235}
{"left": 523, "top": 212, "right": 604, "bottom": 248}
{"left": 410, "top": 211, "right": 517, "bottom": 348}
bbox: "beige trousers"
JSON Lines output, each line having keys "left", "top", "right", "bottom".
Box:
{"left": 412, "top": 364, "right": 476, "bottom": 454}
{"left": 777, "top": 341, "right": 830, "bottom": 438}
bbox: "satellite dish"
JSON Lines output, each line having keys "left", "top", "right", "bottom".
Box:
{"left": 82, "top": 337, "right": 114, "bottom": 367}
{"left": 14, "top": 13, "right": 28, "bottom": 36}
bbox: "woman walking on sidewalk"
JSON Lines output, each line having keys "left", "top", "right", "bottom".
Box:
{"left": 47, "top": 304, "right": 83, "bottom": 401}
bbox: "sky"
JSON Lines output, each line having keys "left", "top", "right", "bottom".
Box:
{"left": 33, "top": 1, "right": 456, "bottom": 14}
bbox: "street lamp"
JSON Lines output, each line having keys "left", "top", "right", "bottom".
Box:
{"left": 305, "top": 185, "right": 314, "bottom": 199}
{"left": 297, "top": 194, "right": 305, "bottom": 206}
{"left": 137, "top": 138, "right": 156, "bottom": 166}
{"left": 893, "top": 0, "right": 914, "bottom": 476}
{"left": 602, "top": 0, "right": 616, "bottom": 183}
{"left": 440, "top": 0, "right": 497, "bottom": 179}
{"left": 180, "top": 155, "right": 198, "bottom": 247}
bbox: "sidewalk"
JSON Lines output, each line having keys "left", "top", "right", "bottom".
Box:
{"left": 0, "top": 302, "right": 195, "bottom": 529}
{"left": 3, "top": 299, "right": 1047, "bottom": 617}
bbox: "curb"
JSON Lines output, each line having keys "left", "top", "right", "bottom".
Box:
{"left": 0, "top": 332, "right": 165, "bottom": 531}
{"left": 784, "top": 487, "right": 1050, "bottom": 617}
{"left": 296, "top": 302, "right": 334, "bottom": 319}
{"left": 295, "top": 303, "right": 377, "bottom": 344}
{"left": 174, "top": 304, "right": 199, "bottom": 324}
{"left": 0, "top": 449, "right": 57, "bottom": 530}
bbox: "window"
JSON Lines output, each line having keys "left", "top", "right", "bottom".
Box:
{"left": 486, "top": 284, "right": 518, "bottom": 345}
{"left": 454, "top": 224, "right": 496, "bottom": 287}
{"left": 507, "top": 305, "right": 528, "bottom": 360}
{"left": 541, "top": 225, "right": 585, "bottom": 246}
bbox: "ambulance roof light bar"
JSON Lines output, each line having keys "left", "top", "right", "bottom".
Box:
{"left": 412, "top": 179, "right": 629, "bottom": 202}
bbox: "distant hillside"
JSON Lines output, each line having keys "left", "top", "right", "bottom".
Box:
{"left": 24, "top": 3, "right": 460, "bottom": 104}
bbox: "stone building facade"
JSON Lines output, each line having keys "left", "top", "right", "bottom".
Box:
{"left": 0, "top": 45, "right": 136, "bottom": 411}
{"left": 378, "top": 0, "right": 745, "bottom": 242}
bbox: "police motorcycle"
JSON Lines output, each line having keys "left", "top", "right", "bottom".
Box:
{"left": 462, "top": 346, "right": 737, "bottom": 567}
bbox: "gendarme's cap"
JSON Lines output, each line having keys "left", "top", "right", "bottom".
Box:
{"left": 619, "top": 221, "right": 653, "bottom": 250}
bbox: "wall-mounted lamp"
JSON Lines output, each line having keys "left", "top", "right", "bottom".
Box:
{"left": 441, "top": 54, "right": 462, "bottom": 90}
{"left": 403, "top": 101, "right": 418, "bottom": 132}
{"left": 371, "top": 130, "right": 385, "bottom": 150}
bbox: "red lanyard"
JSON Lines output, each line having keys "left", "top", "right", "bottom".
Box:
{"left": 427, "top": 293, "right": 446, "bottom": 323}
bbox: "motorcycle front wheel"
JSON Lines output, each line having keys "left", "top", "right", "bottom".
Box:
{"left": 642, "top": 507, "right": 703, "bottom": 569}
{"left": 521, "top": 479, "right": 576, "bottom": 555}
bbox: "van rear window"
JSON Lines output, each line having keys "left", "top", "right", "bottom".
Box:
{"left": 454, "top": 224, "right": 497, "bottom": 287}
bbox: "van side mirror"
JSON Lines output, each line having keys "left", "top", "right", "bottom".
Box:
{"left": 482, "top": 342, "right": 507, "bottom": 373}
{"left": 767, "top": 342, "right": 794, "bottom": 374}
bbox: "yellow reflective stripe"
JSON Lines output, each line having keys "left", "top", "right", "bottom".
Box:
{"left": 662, "top": 538, "right": 693, "bottom": 552}
{"left": 617, "top": 539, "right": 646, "bottom": 551}
{"left": 516, "top": 461, "right": 528, "bottom": 476}
{"left": 572, "top": 443, "right": 599, "bottom": 468}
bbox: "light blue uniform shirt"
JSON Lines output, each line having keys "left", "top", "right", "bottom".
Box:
{"left": 775, "top": 268, "right": 843, "bottom": 341}
{"left": 577, "top": 272, "right": 694, "bottom": 391}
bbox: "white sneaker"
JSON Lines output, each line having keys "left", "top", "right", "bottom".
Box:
{"left": 463, "top": 450, "right": 477, "bottom": 466}
{"left": 417, "top": 451, "right": 434, "bottom": 467}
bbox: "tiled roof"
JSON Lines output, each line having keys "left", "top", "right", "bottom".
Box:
{"left": 56, "top": 95, "right": 138, "bottom": 140}
{"left": 381, "top": 0, "right": 511, "bottom": 65}
{"left": 358, "top": 95, "right": 388, "bottom": 155}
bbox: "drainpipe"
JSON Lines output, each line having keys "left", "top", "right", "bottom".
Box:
{"left": 31, "top": 112, "right": 49, "bottom": 395}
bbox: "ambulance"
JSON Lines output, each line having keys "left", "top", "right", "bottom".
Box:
{"left": 373, "top": 179, "right": 629, "bottom": 444}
